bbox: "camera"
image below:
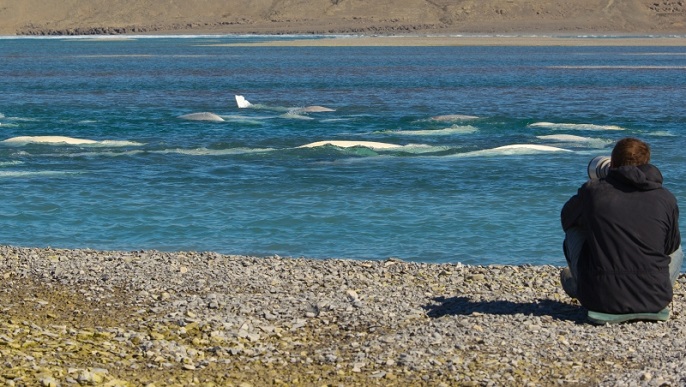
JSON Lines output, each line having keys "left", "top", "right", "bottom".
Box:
{"left": 587, "top": 156, "right": 611, "bottom": 179}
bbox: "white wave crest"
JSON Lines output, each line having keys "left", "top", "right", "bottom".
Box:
{"left": 529, "top": 122, "right": 624, "bottom": 131}
{"left": 457, "top": 144, "right": 571, "bottom": 157}
{"left": 393, "top": 125, "right": 478, "bottom": 136}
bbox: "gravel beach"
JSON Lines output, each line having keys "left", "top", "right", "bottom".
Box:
{"left": 1, "top": 245, "right": 685, "bottom": 386}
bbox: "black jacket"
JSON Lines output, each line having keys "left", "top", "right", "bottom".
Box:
{"left": 561, "top": 164, "right": 681, "bottom": 314}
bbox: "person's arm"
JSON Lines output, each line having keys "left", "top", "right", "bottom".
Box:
{"left": 561, "top": 189, "right": 583, "bottom": 232}
{"left": 666, "top": 205, "right": 681, "bottom": 255}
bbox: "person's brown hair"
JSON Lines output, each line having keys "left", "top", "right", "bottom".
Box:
{"left": 611, "top": 137, "right": 650, "bottom": 167}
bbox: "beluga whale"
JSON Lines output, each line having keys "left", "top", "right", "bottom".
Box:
{"left": 297, "top": 140, "right": 402, "bottom": 150}
{"left": 2, "top": 136, "right": 98, "bottom": 145}
{"left": 431, "top": 114, "right": 479, "bottom": 121}
{"left": 178, "top": 112, "right": 225, "bottom": 122}
{"left": 235, "top": 95, "right": 335, "bottom": 112}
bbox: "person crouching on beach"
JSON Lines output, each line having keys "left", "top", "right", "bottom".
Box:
{"left": 560, "top": 137, "right": 682, "bottom": 314}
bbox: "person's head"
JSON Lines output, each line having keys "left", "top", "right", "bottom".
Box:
{"left": 611, "top": 137, "right": 650, "bottom": 168}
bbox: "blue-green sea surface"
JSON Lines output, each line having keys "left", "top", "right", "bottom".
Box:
{"left": 1, "top": 35, "right": 685, "bottom": 266}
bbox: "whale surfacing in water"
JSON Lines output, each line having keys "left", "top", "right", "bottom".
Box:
{"left": 2, "top": 136, "right": 98, "bottom": 145}
{"left": 235, "top": 95, "right": 252, "bottom": 108}
{"left": 178, "top": 112, "right": 225, "bottom": 122}
{"left": 528, "top": 122, "right": 624, "bottom": 131}
{"left": 236, "top": 95, "right": 334, "bottom": 112}
{"left": 536, "top": 134, "right": 593, "bottom": 142}
{"left": 297, "top": 106, "right": 336, "bottom": 113}
{"left": 492, "top": 144, "right": 571, "bottom": 152}
{"left": 298, "top": 140, "right": 402, "bottom": 150}
{"left": 431, "top": 114, "right": 479, "bottom": 121}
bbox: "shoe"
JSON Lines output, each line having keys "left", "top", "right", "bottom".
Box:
{"left": 588, "top": 308, "right": 670, "bottom": 324}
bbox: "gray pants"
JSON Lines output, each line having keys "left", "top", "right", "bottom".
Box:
{"left": 561, "top": 227, "right": 683, "bottom": 299}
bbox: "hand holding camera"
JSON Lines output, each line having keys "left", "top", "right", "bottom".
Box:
{"left": 587, "top": 155, "right": 611, "bottom": 179}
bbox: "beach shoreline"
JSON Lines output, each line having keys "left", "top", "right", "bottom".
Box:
{"left": 205, "top": 34, "right": 686, "bottom": 47}
{"left": 2, "top": 245, "right": 685, "bottom": 385}
{"left": 6, "top": 33, "right": 686, "bottom": 49}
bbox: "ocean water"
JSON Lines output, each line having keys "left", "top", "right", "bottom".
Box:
{"left": 1, "top": 35, "right": 685, "bottom": 266}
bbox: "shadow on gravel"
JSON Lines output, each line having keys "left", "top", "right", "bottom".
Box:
{"left": 425, "top": 296, "right": 587, "bottom": 323}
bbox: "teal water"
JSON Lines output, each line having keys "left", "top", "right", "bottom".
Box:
{"left": 1, "top": 35, "right": 685, "bottom": 266}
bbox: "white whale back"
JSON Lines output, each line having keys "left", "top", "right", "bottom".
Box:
{"left": 178, "top": 112, "right": 225, "bottom": 122}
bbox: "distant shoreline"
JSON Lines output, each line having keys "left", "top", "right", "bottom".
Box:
{"left": 3, "top": 33, "right": 686, "bottom": 47}
{"left": 208, "top": 34, "right": 686, "bottom": 47}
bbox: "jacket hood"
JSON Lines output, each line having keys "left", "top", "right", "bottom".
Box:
{"left": 607, "top": 164, "right": 663, "bottom": 191}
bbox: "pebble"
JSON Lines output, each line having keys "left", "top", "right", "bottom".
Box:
{"left": 1, "top": 245, "right": 685, "bottom": 385}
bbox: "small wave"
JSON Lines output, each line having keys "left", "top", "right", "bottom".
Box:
{"left": 536, "top": 134, "right": 613, "bottom": 148}
{"left": 390, "top": 125, "right": 478, "bottom": 136}
{"left": 0, "top": 116, "right": 38, "bottom": 122}
{"left": 320, "top": 118, "right": 352, "bottom": 123}
{"left": 0, "top": 161, "right": 24, "bottom": 167}
{"left": 220, "top": 115, "right": 274, "bottom": 124}
{"left": 281, "top": 112, "right": 315, "bottom": 120}
{"left": 243, "top": 103, "right": 289, "bottom": 112}
{"left": 152, "top": 147, "right": 276, "bottom": 156}
{"left": 58, "top": 150, "right": 146, "bottom": 158}
{"left": 456, "top": 144, "right": 571, "bottom": 157}
{"left": 96, "top": 140, "right": 145, "bottom": 147}
{"left": 529, "top": 122, "right": 624, "bottom": 131}
{"left": 1, "top": 136, "right": 144, "bottom": 147}
{"left": 647, "top": 131, "right": 676, "bottom": 137}
{"left": 293, "top": 106, "right": 336, "bottom": 113}
{"left": 392, "top": 144, "right": 454, "bottom": 154}
{"left": 0, "top": 170, "right": 79, "bottom": 178}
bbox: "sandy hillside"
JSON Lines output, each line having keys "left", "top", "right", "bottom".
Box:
{"left": 0, "top": 0, "right": 684, "bottom": 35}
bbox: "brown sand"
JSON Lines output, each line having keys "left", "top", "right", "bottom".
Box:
{"left": 1, "top": 0, "right": 684, "bottom": 38}
{"left": 210, "top": 35, "right": 686, "bottom": 47}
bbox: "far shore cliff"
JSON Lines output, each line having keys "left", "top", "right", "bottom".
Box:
{"left": 0, "top": 0, "right": 684, "bottom": 36}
